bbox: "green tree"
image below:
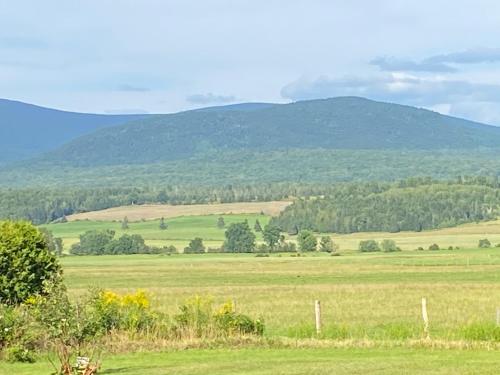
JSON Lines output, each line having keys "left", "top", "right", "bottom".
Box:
{"left": 254, "top": 219, "right": 262, "bottom": 232}
{"left": 159, "top": 217, "right": 168, "bottom": 230}
{"left": 106, "top": 234, "right": 147, "bottom": 254}
{"left": 319, "top": 236, "right": 337, "bottom": 253}
{"left": 121, "top": 216, "right": 129, "bottom": 230}
{"left": 478, "top": 238, "right": 491, "bottom": 248}
{"left": 70, "top": 229, "right": 115, "bottom": 255}
{"left": 297, "top": 230, "right": 317, "bottom": 252}
{"left": 224, "top": 221, "right": 256, "bottom": 253}
{"left": 39, "top": 227, "right": 64, "bottom": 256}
{"left": 359, "top": 240, "right": 380, "bottom": 252}
{"left": 263, "top": 224, "right": 281, "bottom": 251}
{"left": 217, "top": 217, "right": 225, "bottom": 229}
{"left": 381, "top": 239, "right": 399, "bottom": 252}
{"left": 0, "top": 221, "right": 61, "bottom": 305}
{"left": 184, "top": 237, "right": 206, "bottom": 254}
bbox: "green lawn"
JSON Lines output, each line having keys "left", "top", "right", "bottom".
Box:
{"left": 1, "top": 347, "right": 499, "bottom": 375}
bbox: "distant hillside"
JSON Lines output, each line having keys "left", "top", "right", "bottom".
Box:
{"left": 0, "top": 99, "right": 150, "bottom": 162}
{"left": 39, "top": 97, "right": 500, "bottom": 167}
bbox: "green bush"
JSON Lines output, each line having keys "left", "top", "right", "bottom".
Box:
{"left": 381, "top": 239, "right": 399, "bottom": 252}
{"left": 184, "top": 237, "right": 206, "bottom": 254}
{"left": 478, "top": 238, "right": 491, "bottom": 248}
{"left": 0, "top": 221, "right": 61, "bottom": 305}
{"left": 359, "top": 240, "right": 380, "bottom": 252}
{"left": 4, "top": 344, "right": 35, "bottom": 363}
{"left": 297, "top": 230, "right": 317, "bottom": 252}
{"left": 174, "top": 296, "right": 264, "bottom": 338}
{"left": 428, "top": 243, "right": 440, "bottom": 251}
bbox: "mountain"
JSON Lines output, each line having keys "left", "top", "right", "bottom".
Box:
{"left": 0, "top": 99, "right": 150, "bottom": 163}
{"left": 39, "top": 96, "right": 500, "bottom": 167}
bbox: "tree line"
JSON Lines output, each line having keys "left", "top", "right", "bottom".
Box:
{"left": 272, "top": 177, "right": 500, "bottom": 233}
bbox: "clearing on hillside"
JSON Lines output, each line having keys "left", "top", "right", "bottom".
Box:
{"left": 67, "top": 201, "right": 291, "bottom": 222}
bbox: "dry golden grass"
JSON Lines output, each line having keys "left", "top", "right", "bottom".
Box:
{"left": 67, "top": 201, "right": 291, "bottom": 222}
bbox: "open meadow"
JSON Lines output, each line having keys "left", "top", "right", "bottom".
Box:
{"left": 44, "top": 206, "right": 500, "bottom": 251}
{"left": 1, "top": 248, "right": 499, "bottom": 374}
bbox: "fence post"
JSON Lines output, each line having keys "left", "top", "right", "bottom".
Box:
{"left": 314, "top": 300, "right": 321, "bottom": 335}
{"left": 496, "top": 307, "right": 500, "bottom": 327}
{"left": 421, "top": 297, "right": 429, "bottom": 339}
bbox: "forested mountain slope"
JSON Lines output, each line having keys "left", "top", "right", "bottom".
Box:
{"left": 38, "top": 97, "right": 500, "bottom": 167}
{"left": 0, "top": 99, "right": 152, "bottom": 163}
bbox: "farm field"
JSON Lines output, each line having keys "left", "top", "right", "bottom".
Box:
{"left": 1, "top": 347, "right": 499, "bottom": 375}
{"left": 61, "top": 249, "right": 500, "bottom": 340}
{"left": 42, "top": 213, "right": 272, "bottom": 250}
{"left": 44, "top": 208, "right": 500, "bottom": 251}
{"left": 66, "top": 201, "right": 291, "bottom": 221}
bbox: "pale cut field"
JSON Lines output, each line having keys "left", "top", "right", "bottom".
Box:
{"left": 67, "top": 201, "right": 291, "bottom": 222}
{"left": 330, "top": 219, "right": 500, "bottom": 250}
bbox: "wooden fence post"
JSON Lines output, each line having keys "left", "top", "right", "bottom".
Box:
{"left": 314, "top": 300, "right": 321, "bottom": 335}
{"left": 421, "top": 297, "right": 429, "bottom": 339}
{"left": 496, "top": 307, "right": 500, "bottom": 327}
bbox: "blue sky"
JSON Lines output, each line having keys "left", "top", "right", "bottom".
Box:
{"left": 2, "top": 1, "right": 500, "bottom": 125}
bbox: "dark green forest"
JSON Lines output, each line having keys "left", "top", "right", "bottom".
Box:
{"left": 272, "top": 177, "right": 500, "bottom": 233}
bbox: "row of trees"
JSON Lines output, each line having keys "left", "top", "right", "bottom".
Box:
{"left": 70, "top": 230, "right": 176, "bottom": 255}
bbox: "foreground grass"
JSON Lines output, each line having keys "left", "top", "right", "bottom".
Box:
{"left": 2, "top": 347, "right": 499, "bottom": 375}
{"left": 60, "top": 249, "right": 500, "bottom": 340}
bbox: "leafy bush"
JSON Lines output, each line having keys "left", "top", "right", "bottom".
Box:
{"left": 174, "top": 296, "right": 264, "bottom": 338}
{"left": 428, "top": 243, "right": 440, "bottom": 251}
{"left": 359, "top": 240, "right": 380, "bottom": 252}
{"left": 381, "top": 239, "right": 400, "bottom": 252}
{"left": 478, "top": 238, "right": 491, "bottom": 248}
{"left": 297, "top": 230, "right": 317, "bottom": 252}
{"left": 319, "top": 236, "right": 338, "bottom": 253}
{"left": 184, "top": 237, "right": 206, "bottom": 254}
{"left": 0, "top": 221, "right": 61, "bottom": 305}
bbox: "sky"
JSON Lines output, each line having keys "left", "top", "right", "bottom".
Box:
{"left": 2, "top": 0, "right": 500, "bottom": 125}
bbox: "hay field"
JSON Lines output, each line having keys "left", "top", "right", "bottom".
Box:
{"left": 67, "top": 201, "right": 291, "bottom": 222}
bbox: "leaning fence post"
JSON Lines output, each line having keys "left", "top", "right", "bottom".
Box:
{"left": 421, "top": 297, "right": 429, "bottom": 339}
{"left": 314, "top": 300, "right": 321, "bottom": 335}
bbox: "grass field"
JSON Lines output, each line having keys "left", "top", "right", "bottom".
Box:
{"left": 2, "top": 347, "right": 499, "bottom": 375}
{"left": 2, "top": 245, "right": 500, "bottom": 373}
{"left": 67, "top": 201, "right": 291, "bottom": 222}
{"left": 60, "top": 249, "right": 500, "bottom": 340}
{"left": 43, "top": 213, "right": 271, "bottom": 250}
{"left": 44, "top": 211, "right": 500, "bottom": 251}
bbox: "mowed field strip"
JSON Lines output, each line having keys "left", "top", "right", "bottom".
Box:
{"left": 67, "top": 201, "right": 292, "bottom": 222}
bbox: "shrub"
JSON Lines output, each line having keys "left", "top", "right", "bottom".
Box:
{"left": 429, "top": 243, "right": 440, "bottom": 251}
{"left": 319, "top": 236, "right": 338, "bottom": 253}
{"left": 478, "top": 239, "right": 491, "bottom": 248}
{"left": 0, "top": 221, "right": 62, "bottom": 305}
{"left": 5, "top": 344, "right": 35, "bottom": 363}
{"left": 184, "top": 237, "right": 206, "bottom": 254}
{"left": 359, "top": 240, "right": 380, "bottom": 252}
{"left": 381, "top": 239, "right": 399, "bottom": 252}
{"left": 174, "top": 296, "right": 264, "bottom": 338}
{"left": 297, "top": 230, "right": 317, "bottom": 252}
